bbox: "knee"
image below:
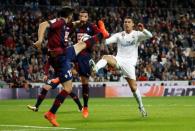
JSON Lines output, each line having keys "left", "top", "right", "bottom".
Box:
{"left": 63, "top": 85, "right": 72, "bottom": 93}
{"left": 81, "top": 76, "right": 89, "bottom": 84}
{"left": 64, "top": 88, "right": 72, "bottom": 94}
{"left": 43, "top": 85, "right": 51, "bottom": 90}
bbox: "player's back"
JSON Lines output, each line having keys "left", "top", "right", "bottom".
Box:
{"left": 47, "top": 18, "right": 69, "bottom": 54}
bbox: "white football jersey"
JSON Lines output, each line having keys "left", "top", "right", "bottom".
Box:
{"left": 105, "top": 29, "right": 152, "bottom": 65}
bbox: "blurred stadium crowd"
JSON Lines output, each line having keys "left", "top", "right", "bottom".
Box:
{"left": 0, "top": 0, "right": 194, "bottom": 87}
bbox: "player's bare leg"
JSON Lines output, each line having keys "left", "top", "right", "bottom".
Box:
{"left": 80, "top": 76, "right": 89, "bottom": 118}
{"left": 92, "top": 55, "right": 118, "bottom": 73}
{"left": 27, "top": 77, "right": 60, "bottom": 112}
{"left": 94, "top": 55, "right": 147, "bottom": 117}
{"left": 44, "top": 20, "right": 109, "bottom": 125}
{"left": 69, "top": 92, "right": 83, "bottom": 112}
{"left": 126, "top": 78, "right": 147, "bottom": 117}
{"left": 70, "top": 67, "right": 83, "bottom": 111}
{"left": 44, "top": 80, "right": 73, "bottom": 127}
{"left": 27, "top": 85, "right": 51, "bottom": 112}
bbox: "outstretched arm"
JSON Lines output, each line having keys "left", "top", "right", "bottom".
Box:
{"left": 105, "top": 34, "right": 118, "bottom": 45}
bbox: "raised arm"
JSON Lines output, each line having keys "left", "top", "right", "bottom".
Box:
{"left": 33, "top": 21, "right": 50, "bottom": 50}
{"left": 34, "top": 18, "right": 68, "bottom": 50}
{"left": 137, "top": 23, "right": 153, "bottom": 42}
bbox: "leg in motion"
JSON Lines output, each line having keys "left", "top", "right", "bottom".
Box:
{"left": 126, "top": 78, "right": 147, "bottom": 117}
{"left": 69, "top": 92, "right": 83, "bottom": 111}
{"left": 44, "top": 66, "right": 73, "bottom": 127}
{"left": 27, "top": 85, "right": 52, "bottom": 112}
{"left": 80, "top": 76, "right": 90, "bottom": 118}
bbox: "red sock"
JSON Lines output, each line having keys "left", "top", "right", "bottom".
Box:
{"left": 49, "top": 90, "right": 69, "bottom": 114}
{"left": 35, "top": 88, "right": 48, "bottom": 108}
{"left": 82, "top": 84, "right": 89, "bottom": 107}
{"left": 69, "top": 92, "right": 83, "bottom": 110}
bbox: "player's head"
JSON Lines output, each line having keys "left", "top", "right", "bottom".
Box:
{"left": 79, "top": 9, "right": 89, "bottom": 24}
{"left": 123, "top": 16, "right": 134, "bottom": 32}
{"left": 59, "top": 6, "right": 74, "bottom": 22}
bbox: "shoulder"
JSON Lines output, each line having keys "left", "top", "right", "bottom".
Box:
{"left": 131, "top": 30, "right": 138, "bottom": 34}
{"left": 87, "top": 22, "right": 95, "bottom": 26}
{"left": 132, "top": 30, "right": 142, "bottom": 35}
{"left": 113, "top": 31, "right": 124, "bottom": 37}
{"left": 48, "top": 18, "right": 65, "bottom": 29}
{"left": 88, "top": 22, "right": 98, "bottom": 29}
{"left": 49, "top": 18, "right": 62, "bottom": 23}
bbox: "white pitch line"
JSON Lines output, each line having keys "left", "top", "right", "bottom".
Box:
{"left": 1, "top": 104, "right": 195, "bottom": 107}
{"left": 1, "top": 103, "right": 195, "bottom": 109}
{"left": 0, "top": 125, "right": 76, "bottom": 130}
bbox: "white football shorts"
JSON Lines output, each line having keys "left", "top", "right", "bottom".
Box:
{"left": 114, "top": 56, "right": 136, "bottom": 80}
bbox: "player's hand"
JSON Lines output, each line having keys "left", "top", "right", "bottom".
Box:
{"left": 33, "top": 40, "right": 42, "bottom": 52}
{"left": 138, "top": 23, "right": 144, "bottom": 31}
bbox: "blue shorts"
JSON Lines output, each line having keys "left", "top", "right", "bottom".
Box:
{"left": 76, "top": 53, "right": 91, "bottom": 77}
{"left": 48, "top": 46, "right": 76, "bottom": 85}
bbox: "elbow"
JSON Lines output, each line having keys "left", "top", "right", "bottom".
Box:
{"left": 143, "top": 29, "right": 153, "bottom": 39}
{"left": 146, "top": 30, "right": 153, "bottom": 38}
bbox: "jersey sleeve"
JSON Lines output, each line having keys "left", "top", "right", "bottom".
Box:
{"left": 137, "top": 29, "right": 153, "bottom": 42}
{"left": 105, "top": 33, "right": 118, "bottom": 45}
{"left": 48, "top": 18, "right": 65, "bottom": 30}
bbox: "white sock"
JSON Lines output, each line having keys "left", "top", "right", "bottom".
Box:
{"left": 96, "top": 59, "right": 107, "bottom": 72}
{"left": 133, "top": 88, "right": 144, "bottom": 108}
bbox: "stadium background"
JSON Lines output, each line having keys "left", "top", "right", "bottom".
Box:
{"left": 0, "top": 0, "right": 195, "bottom": 85}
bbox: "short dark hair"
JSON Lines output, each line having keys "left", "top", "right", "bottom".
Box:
{"left": 124, "top": 16, "right": 135, "bottom": 23}
{"left": 59, "top": 6, "right": 74, "bottom": 17}
{"left": 80, "top": 9, "right": 88, "bottom": 14}
{"left": 124, "top": 16, "right": 132, "bottom": 20}
{"left": 124, "top": 16, "right": 134, "bottom": 22}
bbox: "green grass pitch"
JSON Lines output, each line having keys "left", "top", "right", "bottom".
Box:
{"left": 0, "top": 97, "right": 195, "bottom": 131}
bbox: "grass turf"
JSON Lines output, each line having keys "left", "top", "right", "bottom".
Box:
{"left": 0, "top": 97, "right": 195, "bottom": 131}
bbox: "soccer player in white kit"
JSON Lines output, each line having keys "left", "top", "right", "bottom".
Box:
{"left": 91, "top": 16, "right": 152, "bottom": 117}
